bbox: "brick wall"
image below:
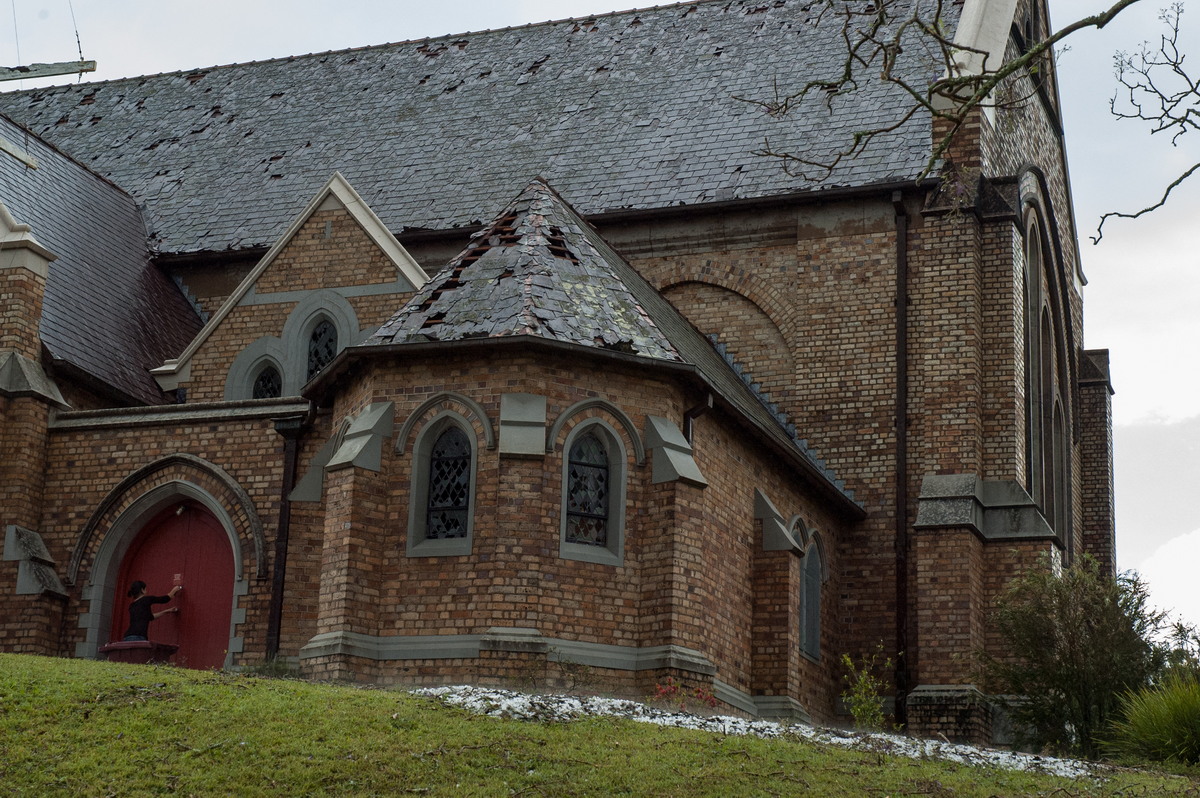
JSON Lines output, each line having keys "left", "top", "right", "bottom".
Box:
{"left": 626, "top": 199, "right": 899, "bottom": 672}
{"left": 0, "top": 264, "right": 46, "bottom": 359}
{"left": 181, "top": 206, "right": 417, "bottom": 402}
{"left": 1079, "top": 359, "right": 1116, "bottom": 573}
{"left": 296, "top": 346, "right": 850, "bottom": 720}
{"left": 35, "top": 408, "right": 295, "bottom": 659}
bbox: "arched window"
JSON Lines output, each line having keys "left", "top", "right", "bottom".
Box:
{"left": 1039, "top": 309, "right": 1055, "bottom": 508}
{"left": 426, "top": 426, "right": 471, "bottom": 539}
{"left": 307, "top": 319, "right": 338, "bottom": 382}
{"left": 1023, "top": 208, "right": 1072, "bottom": 544}
{"left": 251, "top": 364, "right": 282, "bottom": 399}
{"left": 407, "top": 414, "right": 477, "bottom": 557}
{"left": 559, "top": 420, "right": 626, "bottom": 566}
{"left": 566, "top": 431, "right": 609, "bottom": 546}
{"left": 799, "top": 540, "right": 823, "bottom": 660}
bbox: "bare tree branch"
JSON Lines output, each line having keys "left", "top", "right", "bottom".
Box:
{"left": 1097, "top": 3, "right": 1200, "bottom": 240}
{"left": 1094, "top": 161, "right": 1200, "bottom": 242}
{"left": 737, "top": 0, "right": 1145, "bottom": 187}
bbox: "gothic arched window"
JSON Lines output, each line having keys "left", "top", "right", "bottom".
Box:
{"left": 800, "top": 540, "right": 823, "bottom": 660}
{"left": 307, "top": 319, "right": 338, "bottom": 382}
{"left": 566, "top": 431, "right": 610, "bottom": 546}
{"left": 559, "top": 420, "right": 626, "bottom": 566}
{"left": 407, "top": 413, "right": 477, "bottom": 557}
{"left": 251, "top": 364, "right": 282, "bottom": 399}
{"left": 426, "top": 426, "right": 471, "bottom": 540}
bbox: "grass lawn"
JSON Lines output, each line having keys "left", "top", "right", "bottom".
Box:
{"left": 1, "top": 653, "right": 1196, "bottom": 796}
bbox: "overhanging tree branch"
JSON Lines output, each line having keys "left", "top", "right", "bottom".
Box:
{"left": 740, "top": 0, "right": 1200, "bottom": 240}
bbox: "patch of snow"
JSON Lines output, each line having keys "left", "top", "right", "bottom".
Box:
{"left": 413, "top": 685, "right": 1101, "bottom": 779}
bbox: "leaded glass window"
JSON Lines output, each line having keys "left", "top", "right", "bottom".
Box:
{"left": 425, "top": 426, "right": 471, "bottom": 539}
{"left": 566, "top": 432, "right": 609, "bottom": 546}
{"left": 307, "top": 319, "right": 337, "bottom": 381}
{"left": 251, "top": 365, "right": 282, "bottom": 399}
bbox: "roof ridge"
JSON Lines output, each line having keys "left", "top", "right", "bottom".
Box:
{"left": 0, "top": 1, "right": 723, "bottom": 93}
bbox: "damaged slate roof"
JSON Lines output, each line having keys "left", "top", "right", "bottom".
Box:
{"left": 366, "top": 179, "right": 860, "bottom": 511}
{"left": 0, "top": 114, "right": 202, "bottom": 404}
{"left": 367, "top": 179, "right": 680, "bottom": 360}
{"left": 0, "top": 0, "right": 951, "bottom": 256}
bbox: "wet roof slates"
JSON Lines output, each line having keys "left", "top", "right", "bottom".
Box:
{"left": 0, "top": 0, "right": 948, "bottom": 253}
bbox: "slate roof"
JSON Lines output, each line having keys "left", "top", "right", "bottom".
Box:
{"left": 366, "top": 179, "right": 860, "bottom": 511}
{"left": 0, "top": 114, "right": 202, "bottom": 404}
{"left": 367, "top": 179, "right": 680, "bottom": 360}
{"left": 0, "top": 0, "right": 950, "bottom": 257}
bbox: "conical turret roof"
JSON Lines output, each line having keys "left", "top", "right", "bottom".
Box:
{"left": 366, "top": 179, "right": 680, "bottom": 362}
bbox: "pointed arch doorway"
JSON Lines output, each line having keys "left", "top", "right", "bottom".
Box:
{"left": 109, "top": 501, "right": 235, "bottom": 669}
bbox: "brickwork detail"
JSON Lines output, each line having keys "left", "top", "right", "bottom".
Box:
{"left": 0, "top": 267, "right": 46, "bottom": 359}
{"left": 1079, "top": 380, "right": 1116, "bottom": 573}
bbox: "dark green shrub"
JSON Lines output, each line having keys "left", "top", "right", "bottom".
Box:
{"left": 1107, "top": 672, "right": 1200, "bottom": 764}
{"left": 980, "top": 555, "right": 1166, "bottom": 759}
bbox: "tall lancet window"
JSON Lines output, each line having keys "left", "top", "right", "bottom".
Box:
{"left": 566, "top": 431, "right": 610, "bottom": 546}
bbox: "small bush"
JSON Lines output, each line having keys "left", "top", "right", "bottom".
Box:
{"left": 1106, "top": 672, "right": 1200, "bottom": 764}
{"left": 649, "top": 676, "right": 719, "bottom": 713}
{"left": 841, "top": 645, "right": 893, "bottom": 731}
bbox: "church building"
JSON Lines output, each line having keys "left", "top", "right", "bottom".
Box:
{"left": 0, "top": 0, "right": 1114, "bottom": 743}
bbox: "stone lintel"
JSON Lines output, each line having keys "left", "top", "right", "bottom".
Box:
{"left": 481, "top": 626, "right": 549, "bottom": 654}
{"left": 748, "top": 692, "right": 813, "bottom": 723}
{"left": 753, "top": 488, "right": 803, "bottom": 553}
{"left": 3, "top": 525, "right": 67, "bottom": 597}
{"left": 0, "top": 201, "right": 57, "bottom": 273}
{"left": 644, "top": 415, "right": 707, "bottom": 486}
{"left": 327, "top": 401, "right": 395, "bottom": 472}
{"left": 50, "top": 397, "right": 309, "bottom": 430}
{"left": 298, "top": 628, "right": 716, "bottom": 676}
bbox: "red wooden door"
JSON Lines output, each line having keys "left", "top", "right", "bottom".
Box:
{"left": 111, "top": 502, "right": 235, "bottom": 669}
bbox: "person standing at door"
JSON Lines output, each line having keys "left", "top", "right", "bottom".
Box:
{"left": 122, "top": 580, "right": 182, "bottom": 641}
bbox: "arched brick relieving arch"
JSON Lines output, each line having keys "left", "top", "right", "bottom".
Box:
{"left": 547, "top": 398, "right": 645, "bottom": 465}
{"left": 396, "top": 391, "right": 496, "bottom": 454}
{"left": 643, "top": 261, "right": 800, "bottom": 345}
{"left": 68, "top": 453, "right": 267, "bottom": 586}
{"left": 661, "top": 281, "right": 797, "bottom": 412}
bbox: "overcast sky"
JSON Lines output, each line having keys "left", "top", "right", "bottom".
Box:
{"left": 3, "top": 0, "right": 1197, "bottom": 629}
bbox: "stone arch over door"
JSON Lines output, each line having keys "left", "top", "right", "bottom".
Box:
{"left": 71, "top": 455, "right": 263, "bottom": 663}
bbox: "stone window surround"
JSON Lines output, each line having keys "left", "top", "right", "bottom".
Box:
{"left": 224, "top": 289, "right": 361, "bottom": 400}
{"left": 558, "top": 417, "right": 627, "bottom": 566}
{"left": 407, "top": 410, "right": 480, "bottom": 558}
{"left": 1022, "top": 202, "right": 1072, "bottom": 548}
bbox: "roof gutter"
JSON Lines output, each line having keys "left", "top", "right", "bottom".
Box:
{"left": 392, "top": 178, "right": 943, "bottom": 245}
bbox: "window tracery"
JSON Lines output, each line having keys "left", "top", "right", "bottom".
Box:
{"left": 307, "top": 319, "right": 338, "bottom": 382}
